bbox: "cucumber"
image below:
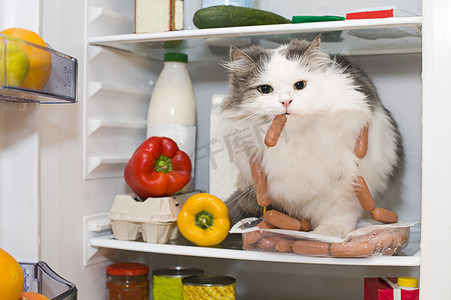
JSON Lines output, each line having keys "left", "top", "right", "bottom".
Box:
{"left": 193, "top": 5, "right": 291, "bottom": 29}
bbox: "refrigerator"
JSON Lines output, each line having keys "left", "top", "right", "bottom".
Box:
{"left": 1, "top": 0, "right": 450, "bottom": 299}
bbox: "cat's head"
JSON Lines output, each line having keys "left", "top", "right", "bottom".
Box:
{"left": 222, "top": 36, "right": 368, "bottom": 121}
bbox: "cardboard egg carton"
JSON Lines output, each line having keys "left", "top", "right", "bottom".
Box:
{"left": 109, "top": 192, "right": 196, "bottom": 244}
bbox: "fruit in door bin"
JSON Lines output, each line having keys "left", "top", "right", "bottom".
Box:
{"left": 0, "top": 38, "right": 30, "bottom": 86}
{"left": 0, "top": 27, "right": 52, "bottom": 90}
{"left": 20, "top": 292, "right": 51, "bottom": 300}
{"left": 0, "top": 248, "right": 25, "bottom": 300}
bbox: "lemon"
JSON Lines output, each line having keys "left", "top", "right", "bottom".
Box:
{"left": 0, "top": 38, "right": 30, "bottom": 86}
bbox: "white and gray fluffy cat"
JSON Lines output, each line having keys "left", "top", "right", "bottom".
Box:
{"left": 220, "top": 37, "right": 403, "bottom": 238}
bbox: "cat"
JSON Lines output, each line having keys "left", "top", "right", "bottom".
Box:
{"left": 220, "top": 36, "right": 404, "bottom": 238}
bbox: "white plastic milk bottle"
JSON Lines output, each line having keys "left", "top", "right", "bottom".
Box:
{"left": 146, "top": 53, "right": 197, "bottom": 191}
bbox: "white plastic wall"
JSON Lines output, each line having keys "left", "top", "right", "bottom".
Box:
{"left": 0, "top": 0, "right": 42, "bottom": 263}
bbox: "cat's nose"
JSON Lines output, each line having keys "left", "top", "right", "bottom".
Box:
{"left": 281, "top": 100, "right": 293, "bottom": 108}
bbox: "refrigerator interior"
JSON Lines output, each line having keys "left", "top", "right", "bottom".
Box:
{"left": 2, "top": 0, "right": 439, "bottom": 299}
{"left": 79, "top": 0, "right": 423, "bottom": 299}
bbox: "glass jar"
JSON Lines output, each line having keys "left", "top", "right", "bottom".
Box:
{"left": 153, "top": 266, "right": 203, "bottom": 300}
{"left": 106, "top": 262, "right": 149, "bottom": 300}
{"left": 182, "top": 275, "right": 236, "bottom": 300}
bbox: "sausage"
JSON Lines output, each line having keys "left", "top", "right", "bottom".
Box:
{"left": 250, "top": 158, "right": 271, "bottom": 207}
{"left": 369, "top": 228, "right": 409, "bottom": 256}
{"left": 388, "top": 228, "right": 409, "bottom": 254}
{"left": 299, "top": 219, "right": 311, "bottom": 232}
{"left": 243, "top": 231, "right": 263, "bottom": 247}
{"left": 292, "top": 240, "right": 331, "bottom": 257}
{"left": 264, "top": 114, "right": 287, "bottom": 148}
{"left": 264, "top": 210, "right": 302, "bottom": 231}
{"left": 354, "top": 176, "right": 376, "bottom": 211}
{"left": 242, "top": 220, "right": 277, "bottom": 246}
{"left": 392, "top": 228, "right": 409, "bottom": 248}
{"left": 330, "top": 240, "right": 376, "bottom": 257}
{"left": 369, "top": 230, "right": 395, "bottom": 255}
{"left": 370, "top": 207, "right": 398, "bottom": 223}
{"left": 275, "top": 239, "right": 294, "bottom": 253}
{"left": 354, "top": 126, "right": 368, "bottom": 159}
{"left": 257, "top": 236, "right": 278, "bottom": 251}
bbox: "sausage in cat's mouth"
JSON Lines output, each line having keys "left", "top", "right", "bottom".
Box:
{"left": 264, "top": 114, "right": 287, "bottom": 147}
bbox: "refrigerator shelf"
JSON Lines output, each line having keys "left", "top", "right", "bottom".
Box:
{"left": 1, "top": 34, "right": 77, "bottom": 104}
{"left": 89, "top": 234, "right": 420, "bottom": 267}
{"left": 85, "top": 213, "right": 421, "bottom": 267}
{"left": 88, "top": 16, "right": 422, "bottom": 60}
{"left": 87, "top": 119, "right": 146, "bottom": 135}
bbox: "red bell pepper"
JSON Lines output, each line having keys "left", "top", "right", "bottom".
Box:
{"left": 124, "top": 136, "right": 192, "bottom": 199}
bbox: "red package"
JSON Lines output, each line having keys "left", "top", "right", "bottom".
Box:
{"left": 346, "top": 8, "right": 394, "bottom": 20}
{"left": 364, "top": 277, "right": 419, "bottom": 300}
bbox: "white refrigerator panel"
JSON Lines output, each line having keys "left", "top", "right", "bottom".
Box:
{"left": 1, "top": 0, "right": 450, "bottom": 299}
{"left": 0, "top": 0, "right": 41, "bottom": 263}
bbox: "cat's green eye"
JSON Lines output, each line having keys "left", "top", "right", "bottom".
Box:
{"left": 257, "top": 84, "right": 273, "bottom": 94}
{"left": 293, "top": 80, "right": 306, "bottom": 90}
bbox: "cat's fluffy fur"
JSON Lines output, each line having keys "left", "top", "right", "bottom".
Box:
{"left": 220, "top": 37, "right": 403, "bottom": 238}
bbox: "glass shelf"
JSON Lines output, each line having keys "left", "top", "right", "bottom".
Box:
{"left": 1, "top": 34, "right": 77, "bottom": 104}
{"left": 88, "top": 17, "right": 422, "bottom": 61}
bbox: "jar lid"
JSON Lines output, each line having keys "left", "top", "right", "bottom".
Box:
{"left": 182, "top": 275, "right": 236, "bottom": 287}
{"left": 164, "top": 52, "right": 188, "bottom": 63}
{"left": 153, "top": 266, "right": 204, "bottom": 278}
{"left": 397, "top": 276, "right": 418, "bottom": 288}
{"left": 106, "top": 262, "right": 149, "bottom": 276}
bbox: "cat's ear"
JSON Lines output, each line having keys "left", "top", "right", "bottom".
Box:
{"left": 305, "top": 35, "right": 321, "bottom": 56}
{"left": 230, "top": 46, "right": 254, "bottom": 63}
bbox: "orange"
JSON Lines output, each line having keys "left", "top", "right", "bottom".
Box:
{"left": 0, "top": 248, "right": 24, "bottom": 300}
{"left": 20, "top": 292, "right": 51, "bottom": 300}
{"left": 1, "top": 27, "right": 52, "bottom": 90}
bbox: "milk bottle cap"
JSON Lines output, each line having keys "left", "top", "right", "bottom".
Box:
{"left": 164, "top": 52, "right": 188, "bottom": 63}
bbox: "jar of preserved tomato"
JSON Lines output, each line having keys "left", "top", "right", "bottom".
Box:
{"left": 106, "top": 262, "right": 149, "bottom": 300}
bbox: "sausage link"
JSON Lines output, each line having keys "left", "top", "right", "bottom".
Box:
{"left": 330, "top": 240, "right": 376, "bottom": 257}
{"left": 264, "top": 210, "right": 302, "bottom": 231}
{"left": 292, "top": 240, "right": 331, "bottom": 257}
{"left": 264, "top": 114, "right": 287, "bottom": 148}
{"left": 355, "top": 126, "right": 368, "bottom": 159}
{"left": 299, "top": 219, "right": 311, "bottom": 232}
{"left": 257, "top": 236, "right": 278, "bottom": 251}
{"left": 370, "top": 207, "right": 398, "bottom": 223}
{"left": 275, "top": 239, "right": 294, "bottom": 253}
{"left": 369, "top": 231, "right": 395, "bottom": 255}
{"left": 386, "top": 228, "right": 409, "bottom": 255}
{"left": 369, "top": 228, "right": 409, "bottom": 256}
{"left": 243, "top": 231, "right": 263, "bottom": 247}
{"left": 242, "top": 220, "right": 277, "bottom": 246}
{"left": 354, "top": 176, "right": 376, "bottom": 211}
{"left": 250, "top": 158, "right": 271, "bottom": 207}
{"left": 392, "top": 228, "right": 409, "bottom": 248}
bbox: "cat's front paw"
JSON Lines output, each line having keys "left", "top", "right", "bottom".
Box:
{"left": 312, "top": 224, "right": 352, "bottom": 239}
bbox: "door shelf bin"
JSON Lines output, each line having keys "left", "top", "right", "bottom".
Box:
{"left": 1, "top": 34, "right": 77, "bottom": 104}
{"left": 20, "top": 261, "right": 77, "bottom": 300}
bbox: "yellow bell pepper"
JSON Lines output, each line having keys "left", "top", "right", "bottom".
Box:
{"left": 177, "top": 193, "right": 230, "bottom": 246}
